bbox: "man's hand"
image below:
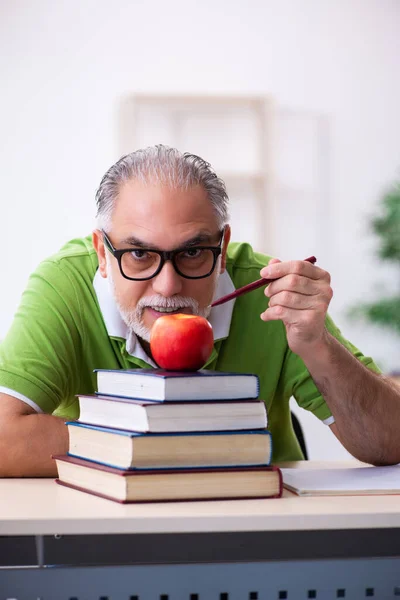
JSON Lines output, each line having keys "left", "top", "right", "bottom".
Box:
{"left": 260, "top": 258, "right": 400, "bottom": 466}
{"left": 259, "top": 258, "right": 333, "bottom": 358}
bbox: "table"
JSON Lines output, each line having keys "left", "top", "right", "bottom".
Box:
{"left": 1, "top": 461, "right": 399, "bottom": 600}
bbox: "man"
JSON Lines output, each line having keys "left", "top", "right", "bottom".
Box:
{"left": 0, "top": 145, "right": 399, "bottom": 477}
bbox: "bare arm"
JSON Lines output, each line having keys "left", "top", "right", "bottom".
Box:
{"left": 0, "top": 393, "right": 69, "bottom": 477}
{"left": 308, "top": 333, "right": 400, "bottom": 465}
{"left": 260, "top": 258, "right": 400, "bottom": 466}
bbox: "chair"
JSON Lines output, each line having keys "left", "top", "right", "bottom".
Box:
{"left": 291, "top": 412, "right": 308, "bottom": 459}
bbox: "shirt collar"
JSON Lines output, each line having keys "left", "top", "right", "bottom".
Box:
{"left": 93, "top": 270, "right": 236, "bottom": 360}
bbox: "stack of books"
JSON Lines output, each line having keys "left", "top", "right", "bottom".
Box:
{"left": 53, "top": 369, "right": 282, "bottom": 503}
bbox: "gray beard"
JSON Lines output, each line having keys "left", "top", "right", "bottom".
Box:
{"left": 106, "top": 262, "right": 212, "bottom": 343}
{"left": 117, "top": 295, "right": 212, "bottom": 343}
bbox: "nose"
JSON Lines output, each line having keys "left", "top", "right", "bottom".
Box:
{"left": 151, "top": 260, "right": 183, "bottom": 297}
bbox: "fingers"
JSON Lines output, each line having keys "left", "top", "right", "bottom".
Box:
{"left": 259, "top": 258, "right": 333, "bottom": 355}
{"left": 261, "top": 259, "right": 330, "bottom": 283}
{"left": 261, "top": 305, "right": 319, "bottom": 325}
{"left": 267, "top": 289, "right": 320, "bottom": 311}
{"left": 265, "top": 274, "right": 322, "bottom": 298}
{"left": 259, "top": 259, "right": 333, "bottom": 323}
{"left": 261, "top": 259, "right": 332, "bottom": 301}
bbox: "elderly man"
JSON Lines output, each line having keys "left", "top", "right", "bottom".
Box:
{"left": 0, "top": 145, "right": 399, "bottom": 476}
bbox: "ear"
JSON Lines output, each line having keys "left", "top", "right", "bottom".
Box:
{"left": 219, "top": 225, "right": 231, "bottom": 274}
{"left": 92, "top": 229, "right": 108, "bottom": 278}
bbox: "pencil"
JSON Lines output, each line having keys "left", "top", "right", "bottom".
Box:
{"left": 210, "top": 256, "right": 317, "bottom": 308}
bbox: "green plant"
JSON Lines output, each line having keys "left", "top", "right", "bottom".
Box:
{"left": 349, "top": 182, "right": 400, "bottom": 334}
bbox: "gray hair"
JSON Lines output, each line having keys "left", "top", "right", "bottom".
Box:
{"left": 95, "top": 144, "right": 230, "bottom": 231}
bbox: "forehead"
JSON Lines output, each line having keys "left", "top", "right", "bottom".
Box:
{"left": 111, "top": 179, "right": 220, "bottom": 246}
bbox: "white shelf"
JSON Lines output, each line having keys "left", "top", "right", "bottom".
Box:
{"left": 118, "top": 94, "right": 330, "bottom": 258}
{"left": 119, "top": 93, "right": 275, "bottom": 254}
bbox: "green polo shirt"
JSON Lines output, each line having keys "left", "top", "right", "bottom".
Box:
{"left": 0, "top": 236, "right": 380, "bottom": 461}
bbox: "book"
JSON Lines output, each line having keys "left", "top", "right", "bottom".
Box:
{"left": 53, "top": 454, "right": 282, "bottom": 503}
{"left": 282, "top": 466, "right": 400, "bottom": 496}
{"left": 94, "top": 368, "right": 259, "bottom": 401}
{"left": 66, "top": 421, "right": 273, "bottom": 470}
{"left": 77, "top": 394, "right": 267, "bottom": 432}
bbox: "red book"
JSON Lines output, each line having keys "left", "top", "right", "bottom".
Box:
{"left": 53, "top": 454, "right": 283, "bottom": 504}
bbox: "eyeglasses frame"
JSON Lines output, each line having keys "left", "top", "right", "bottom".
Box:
{"left": 101, "top": 229, "right": 225, "bottom": 281}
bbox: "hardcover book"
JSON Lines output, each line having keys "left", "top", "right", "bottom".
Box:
{"left": 94, "top": 368, "right": 260, "bottom": 401}
{"left": 76, "top": 394, "right": 267, "bottom": 432}
{"left": 54, "top": 454, "right": 283, "bottom": 503}
{"left": 66, "top": 421, "right": 273, "bottom": 470}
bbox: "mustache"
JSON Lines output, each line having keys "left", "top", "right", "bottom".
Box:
{"left": 136, "top": 295, "right": 200, "bottom": 312}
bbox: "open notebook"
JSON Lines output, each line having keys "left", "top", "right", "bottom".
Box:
{"left": 281, "top": 465, "right": 400, "bottom": 496}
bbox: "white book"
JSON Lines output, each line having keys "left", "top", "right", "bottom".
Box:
{"left": 94, "top": 368, "right": 259, "bottom": 401}
{"left": 282, "top": 465, "right": 400, "bottom": 496}
{"left": 77, "top": 395, "right": 267, "bottom": 433}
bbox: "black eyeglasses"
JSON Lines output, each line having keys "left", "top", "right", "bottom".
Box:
{"left": 102, "top": 229, "right": 225, "bottom": 281}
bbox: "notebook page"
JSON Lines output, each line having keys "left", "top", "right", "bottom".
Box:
{"left": 282, "top": 466, "right": 400, "bottom": 495}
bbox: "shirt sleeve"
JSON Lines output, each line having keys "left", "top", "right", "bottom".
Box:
{"left": 280, "top": 314, "right": 382, "bottom": 422}
{"left": 0, "top": 259, "right": 84, "bottom": 414}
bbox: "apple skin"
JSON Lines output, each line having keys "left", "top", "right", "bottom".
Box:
{"left": 150, "top": 314, "right": 214, "bottom": 371}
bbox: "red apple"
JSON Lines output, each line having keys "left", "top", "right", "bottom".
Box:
{"left": 150, "top": 314, "right": 214, "bottom": 371}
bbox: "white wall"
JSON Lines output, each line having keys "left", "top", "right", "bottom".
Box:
{"left": 1, "top": 0, "right": 399, "bottom": 459}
